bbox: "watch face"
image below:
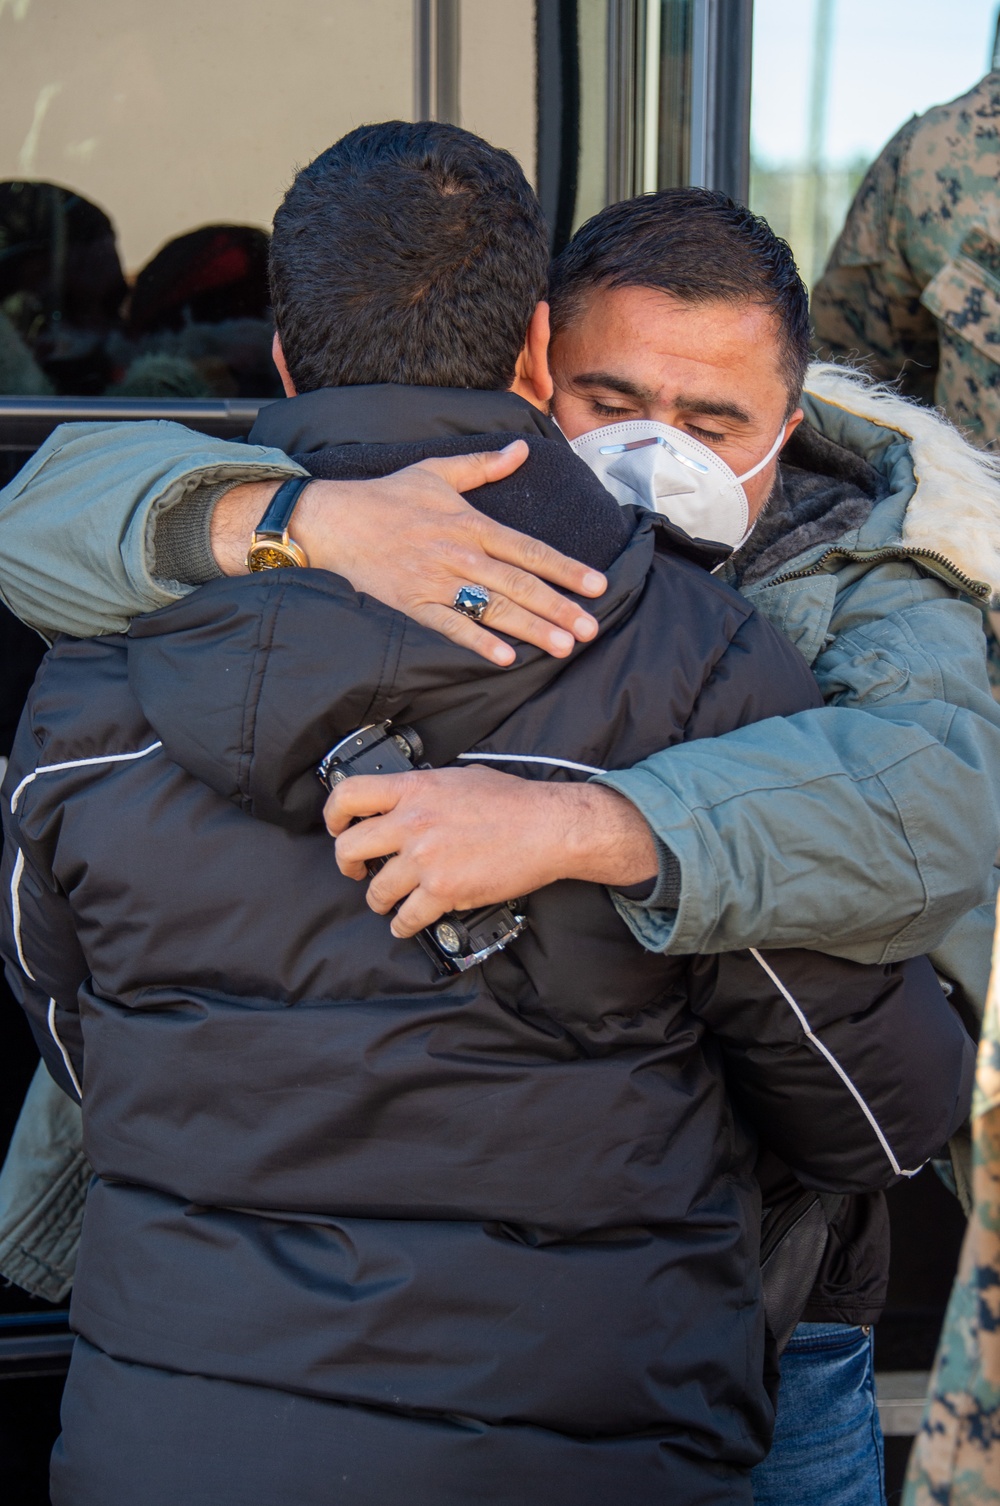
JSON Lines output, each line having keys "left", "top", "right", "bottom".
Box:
{"left": 246, "top": 540, "right": 306, "bottom": 572}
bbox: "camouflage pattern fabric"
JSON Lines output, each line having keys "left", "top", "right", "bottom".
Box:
{"left": 812, "top": 74, "right": 1000, "bottom": 451}
{"left": 904, "top": 893, "right": 1000, "bottom": 1504}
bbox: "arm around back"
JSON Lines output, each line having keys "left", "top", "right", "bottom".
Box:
{"left": 0, "top": 421, "right": 303, "bottom": 638}
{"left": 600, "top": 568, "right": 1000, "bottom": 972}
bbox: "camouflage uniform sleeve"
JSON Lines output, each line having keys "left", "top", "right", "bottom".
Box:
{"left": 812, "top": 117, "right": 940, "bottom": 406}
{"left": 903, "top": 891, "right": 1000, "bottom": 1504}
{"left": 920, "top": 224, "right": 1000, "bottom": 452}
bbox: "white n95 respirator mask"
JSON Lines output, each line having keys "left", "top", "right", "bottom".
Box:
{"left": 568, "top": 419, "right": 786, "bottom": 550}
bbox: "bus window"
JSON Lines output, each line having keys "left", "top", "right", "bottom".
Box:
{"left": 0, "top": 0, "right": 538, "bottom": 400}
{"left": 1, "top": 2, "right": 760, "bottom": 400}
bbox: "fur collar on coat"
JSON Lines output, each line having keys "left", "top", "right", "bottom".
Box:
{"left": 803, "top": 362, "right": 1000, "bottom": 598}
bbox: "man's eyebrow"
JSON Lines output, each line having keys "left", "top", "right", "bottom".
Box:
{"left": 571, "top": 372, "right": 752, "bottom": 424}
{"left": 677, "top": 396, "right": 753, "bottom": 424}
{"left": 572, "top": 371, "right": 659, "bottom": 404}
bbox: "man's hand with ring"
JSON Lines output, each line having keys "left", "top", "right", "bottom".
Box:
{"left": 324, "top": 764, "right": 658, "bottom": 936}
{"left": 211, "top": 441, "right": 606, "bottom": 666}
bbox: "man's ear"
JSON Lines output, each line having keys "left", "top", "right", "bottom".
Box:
{"left": 272, "top": 332, "right": 297, "bottom": 397}
{"left": 509, "top": 301, "right": 554, "bottom": 410}
{"left": 783, "top": 406, "right": 804, "bottom": 442}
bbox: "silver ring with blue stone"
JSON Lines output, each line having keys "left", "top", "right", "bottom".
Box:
{"left": 452, "top": 584, "right": 491, "bottom": 622}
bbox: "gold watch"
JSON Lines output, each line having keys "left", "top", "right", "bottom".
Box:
{"left": 246, "top": 476, "right": 312, "bottom": 572}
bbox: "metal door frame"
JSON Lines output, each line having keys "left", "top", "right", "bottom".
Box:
{"left": 538, "top": 0, "right": 755, "bottom": 250}
{"left": 609, "top": 0, "right": 754, "bottom": 205}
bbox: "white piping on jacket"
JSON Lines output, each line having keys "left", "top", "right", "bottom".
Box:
{"left": 456, "top": 752, "right": 606, "bottom": 777}
{"left": 9, "top": 741, "right": 164, "bottom": 1102}
{"left": 748, "top": 947, "right": 919, "bottom": 1178}
{"left": 10, "top": 740, "right": 164, "bottom": 978}
{"left": 458, "top": 748, "right": 914, "bottom": 1178}
{"left": 10, "top": 847, "right": 33, "bottom": 980}
{"left": 10, "top": 741, "right": 163, "bottom": 813}
{"left": 47, "top": 997, "right": 83, "bottom": 1100}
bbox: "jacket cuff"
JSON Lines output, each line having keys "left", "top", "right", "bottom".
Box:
{"left": 592, "top": 765, "right": 725, "bottom": 954}
{"left": 590, "top": 769, "right": 695, "bottom": 951}
{"left": 152, "top": 480, "right": 234, "bottom": 586}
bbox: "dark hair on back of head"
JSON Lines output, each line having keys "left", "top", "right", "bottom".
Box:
{"left": 270, "top": 121, "right": 549, "bottom": 393}
{"left": 549, "top": 188, "right": 810, "bottom": 411}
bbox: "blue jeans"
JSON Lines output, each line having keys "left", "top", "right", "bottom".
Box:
{"left": 751, "top": 1323, "right": 885, "bottom": 1506}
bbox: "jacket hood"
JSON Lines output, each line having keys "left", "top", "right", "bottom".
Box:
{"left": 125, "top": 511, "right": 661, "bottom": 833}
{"left": 798, "top": 362, "right": 1000, "bottom": 600}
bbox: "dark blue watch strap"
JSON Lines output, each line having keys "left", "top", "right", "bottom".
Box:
{"left": 255, "top": 475, "right": 312, "bottom": 535}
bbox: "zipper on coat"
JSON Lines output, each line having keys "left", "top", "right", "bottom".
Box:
{"left": 765, "top": 545, "right": 990, "bottom": 601}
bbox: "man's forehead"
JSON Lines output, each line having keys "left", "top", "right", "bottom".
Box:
{"left": 558, "top": 284, "right": 786, "bottom": 403}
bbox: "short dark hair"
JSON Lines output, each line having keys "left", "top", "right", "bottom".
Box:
{"left": 548, "top": 188, "right": 810, "bottom": 410}
{"left": 270, "top": 121, "right": 549, "bottom": 393}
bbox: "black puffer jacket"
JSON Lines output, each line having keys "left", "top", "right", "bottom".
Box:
{"left": 2, "top": 390, "right": 973, "bottom": 1506}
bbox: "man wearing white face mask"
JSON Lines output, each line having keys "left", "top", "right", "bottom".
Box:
{"left": 0, "top": 183, "right": 998, "bottom": 1505}
{"left": 567, "top": 417, "right": 787, "bottom": 552}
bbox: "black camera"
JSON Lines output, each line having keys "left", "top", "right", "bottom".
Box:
{"left": 318, "top": 720, "right": 526, "bottom": 976}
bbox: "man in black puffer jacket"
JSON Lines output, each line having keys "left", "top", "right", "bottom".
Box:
{"left": 1, "top": 123, "right": 973, "bottom": 1506}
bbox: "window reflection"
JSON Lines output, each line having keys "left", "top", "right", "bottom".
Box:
{"left": 0, "top": 0, "right": 747, "bottom": 399}
{"left": 0, "top": 181, "right": 126, "bottom": 396}
{"left": 0, "top": 188, "right": 281, "bottom": 400}
{"left": 120, "top": 225, "right": 278, "bottom": 399}
{"left": 0, "top": 0, "right": 422, "bottom": 399}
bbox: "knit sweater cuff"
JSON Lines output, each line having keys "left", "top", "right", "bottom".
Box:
{"left": 152, "top": 480, "right": 233, "bottom": 586}
{"left": 613, "top": 836, "right": 681, "bottom": 910}
{"left": 648, "top": 838, "right": 682, "bottom": 910}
